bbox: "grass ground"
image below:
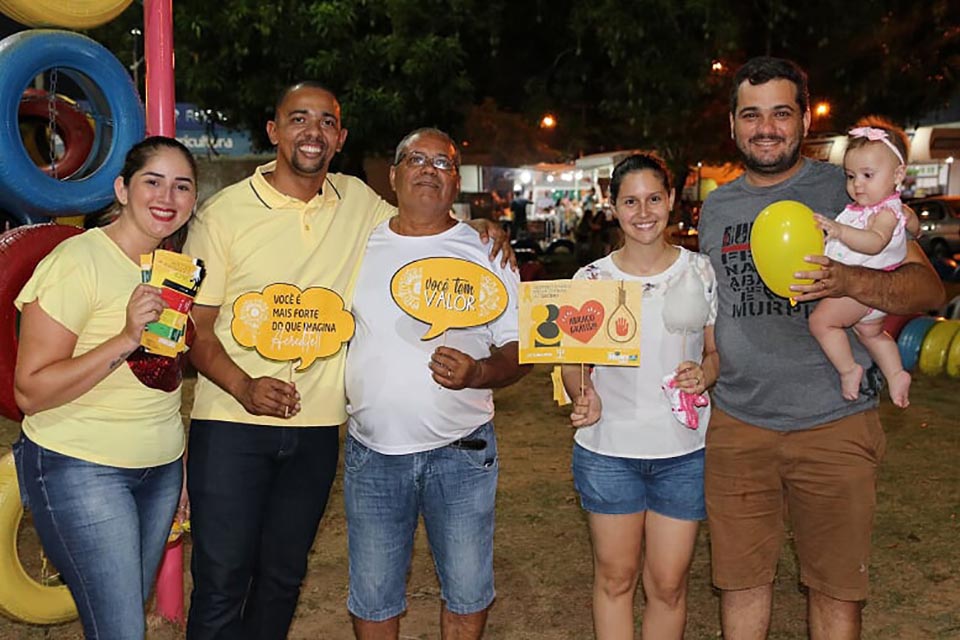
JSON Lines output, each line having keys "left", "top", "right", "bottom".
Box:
{"left": 1, "top": 281, "right": 957, "bottom": 638}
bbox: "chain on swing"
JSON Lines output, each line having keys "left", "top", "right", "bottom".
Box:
{"left": 41, "top": 68, "right": 63, "bottom": 584}
{"left": 45, "top": 67, "right": 60, "bottom": 180}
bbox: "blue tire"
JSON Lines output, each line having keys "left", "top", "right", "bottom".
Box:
{"left": 897, "top": 316, "right": 938, "bottom": 372}
{"left": 0, "top": 30, "right": 144, "bottom": 220}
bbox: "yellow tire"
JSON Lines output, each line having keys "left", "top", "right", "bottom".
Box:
{"left": 918, "top": 319, "right": 960, "bottom": 376}
{"left": 946, "top": 330, "right": 960, "bottom": 378}
{"left": 0, "top": 0, "right": 133, "bottom": 29}
{"left": 0, "top": 452, "right": 77, "bottom": 624}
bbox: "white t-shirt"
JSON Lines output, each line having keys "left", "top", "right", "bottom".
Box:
{"left": 573, "top": 248, "right": 718, "bottom": 459}
{"left": 345, "top": 221, "right": 520, "bottom": 455}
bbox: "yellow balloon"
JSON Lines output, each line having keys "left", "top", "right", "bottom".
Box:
{"left": 749, "top": 200, "right": 824, "bottom": 302}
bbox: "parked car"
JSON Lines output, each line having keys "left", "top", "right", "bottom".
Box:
{"left": 912, "top": 196, "right": 960, "bottom": 259}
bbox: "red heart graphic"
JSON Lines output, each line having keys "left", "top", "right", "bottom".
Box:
{"left": 557, "top": 301, "right": 605, "bottom": 343}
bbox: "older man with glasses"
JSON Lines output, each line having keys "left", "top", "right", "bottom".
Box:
{"left": 343, "top": 127, "right": 530, "bottom": 640}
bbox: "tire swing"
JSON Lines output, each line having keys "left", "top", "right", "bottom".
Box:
{"left": 0, "top": 0, "right": 133, "bottom": 29}
{"left": 0, "top": 452, "right": 78, "bottom": 624}
{"left": 0, "top": 30, "right": 145, "bottom": 224}
{"left": 18, "top": 88, "right": 95, "bottom": 179}
{"left": 0, "top": 224, "right": 83, "bottom": 423}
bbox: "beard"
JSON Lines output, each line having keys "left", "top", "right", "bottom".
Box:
{"left": 290, "top": 150, "right": 329, "bottom": 175}
{"left": 736, "top": 134, "right": 802, "bottom": 176}
{"left": 287, "top": 137, "right": 333, "bottom": 176}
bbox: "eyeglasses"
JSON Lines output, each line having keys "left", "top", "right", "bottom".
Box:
{"left": 396, "top": 151, "right": 458, "bottom": 173}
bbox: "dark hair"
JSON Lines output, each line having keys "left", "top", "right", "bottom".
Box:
{"left": 846, "top": 115, "right": 910, "bottom": 164}
{"left": 730, "top": 56, "right": 809, "bottom": 115}
{"left": 274, "top": 81, "right": 338, "bottom": 118}
{"left": 609, "top": 153, "right": 673, "bottom": 204}
{"left": 118, "top": 135, "right": 197, "bottom": 187}
{"left": 393, "top": 127, "right": 461, "bottom": 169}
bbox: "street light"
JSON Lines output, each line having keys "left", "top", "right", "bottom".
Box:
{"left": 696, "top": 161, "right": 703, "bottom": 201}
{"left": 540, "top": 114, "right": 556, "bottom": 129}
{"left": 130, "top": 28, "right": 144, "bottom": 93}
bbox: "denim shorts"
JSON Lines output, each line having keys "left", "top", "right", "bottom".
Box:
{"left": 344, "top": 421, "right": 498, "bottom": 621}
{"left": 572, "top": 443, "right": 705, "bottom": 520}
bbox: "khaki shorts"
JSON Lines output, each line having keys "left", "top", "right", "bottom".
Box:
{"left": 705, "top": 409, "right": 886, "bottom": 601}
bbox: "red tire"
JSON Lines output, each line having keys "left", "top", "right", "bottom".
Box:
{"left": 0, "top": 224, "right": 84, "bottom": 422}
{"left": 882, "top": 313, "right": 921, "bottom": 342}
{"left": 18, "top": 89, "right": 94, "bottom": 179}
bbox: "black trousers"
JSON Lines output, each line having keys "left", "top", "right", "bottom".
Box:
{"left": 185, "top": 420, "right": 339, "bottom": 640}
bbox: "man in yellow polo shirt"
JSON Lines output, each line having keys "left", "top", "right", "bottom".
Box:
{"left": 183, "top": 82, "right": 509, "bottom": 639}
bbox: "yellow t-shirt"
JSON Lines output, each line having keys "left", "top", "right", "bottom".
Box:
{"left": 15, "top": 229, "right": 185, "bottom": 468}
{"left": 183, "top": 162, "right": 396, "bottom": 426}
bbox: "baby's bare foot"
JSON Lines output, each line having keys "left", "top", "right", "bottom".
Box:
{"left": 840, "top": 364, "right": 864, "bottom": 401}
{"left": 889, "top": 370, "right": 911, "bottom": 408}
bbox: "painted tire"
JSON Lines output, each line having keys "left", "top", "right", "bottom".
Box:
{"left": 946, "top": 331, "right": 960, "bottom": 378}
{"left": 0, "top": 0, "right": 132, "bottom": 29}
{"left": 882, "top": 313, "right": 920, "bottom": 342}
{"left": 18, "top": 89, "right": 95, "bottom": 179}
{"left": 0, "top": 452, "right": 78, "bottom": 623}
{"left": 897, "top": 316, "right": 938, "bottom": 372}
{"left": 918, "top": 319, "right": 960, "bottom": 376}
{"left": 0, "top": 224, "right": 84, "bottom": 422}
{"left": 0, "top": 30, "right": 145, "bottom": 221}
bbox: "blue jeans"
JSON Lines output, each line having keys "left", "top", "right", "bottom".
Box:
{"left": 185, "top": 420, "right": 339, "bottom": 640}
{"left": 14, "top": 434, "right": 181, "bottom": 640}
{"left": 344, "top": 421, "right": 498, "bottom": 621}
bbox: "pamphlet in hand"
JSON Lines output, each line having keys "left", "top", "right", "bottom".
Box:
{"left": 139, "top": 249, "right": 205, "bottom": 358}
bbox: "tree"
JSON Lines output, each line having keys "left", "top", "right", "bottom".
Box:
{"left": 84, "top": 0, "right": 960, "bottom": 178}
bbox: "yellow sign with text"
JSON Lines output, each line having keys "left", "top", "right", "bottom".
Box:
{"left": 519, "top": 279, "right": 641, "bottom": 366}
{"left": 231, "top": 283, "right": 355, "bottom": 371}
{"left": 391, "top": 257, "right": 508, "bottom": 340}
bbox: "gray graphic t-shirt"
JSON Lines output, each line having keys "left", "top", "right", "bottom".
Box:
{"left": 699, "top": 159, "right": 878, "bottom": 431}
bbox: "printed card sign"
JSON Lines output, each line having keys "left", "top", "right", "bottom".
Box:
{"left": 139, "top": 249, "right": 205, "bottom": 358}
{"left": 391, "top": 257, "right": 508, "bottom": 340}
{"left": 231, "top": 283, "right": 355, "bottom": 371}
{"left": 519, "top": 279, "right": 641, "bottom": 366}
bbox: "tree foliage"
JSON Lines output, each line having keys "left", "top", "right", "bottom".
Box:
{"left": 85, "top": 0, "right": 960, "bottom": 176}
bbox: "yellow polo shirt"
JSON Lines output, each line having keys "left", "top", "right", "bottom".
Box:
{"left": 16, "top": 229, "right": 184, "bottom": 468}
{"left": 184, "top": 162, "right": 396, "bottom": 426}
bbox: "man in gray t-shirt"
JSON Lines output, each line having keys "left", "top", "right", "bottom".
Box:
{"left": 700, "top": 57, "right": 944, "bottom": 639}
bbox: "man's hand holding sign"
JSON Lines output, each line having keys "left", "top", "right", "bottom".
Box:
{"left": 391, "top": 257, "right": 510, "bottom": 390}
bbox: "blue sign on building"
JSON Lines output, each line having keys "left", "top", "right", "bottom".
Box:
{"left": 175, "top": 103, "right": 265, "bottom": 157}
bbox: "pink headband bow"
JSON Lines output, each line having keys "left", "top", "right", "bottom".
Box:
{"left": 849, "top": 126, "right": 905, "bottom": 165}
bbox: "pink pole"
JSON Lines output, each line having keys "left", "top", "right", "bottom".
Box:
{"left": 143, "top": 0, "right": 175, "bottom": 136}
{"left": 155, "top": 537, "right": 185, "bottom": 624}
{"left": 143, "top": 0, "right": 184, "bottom": 624}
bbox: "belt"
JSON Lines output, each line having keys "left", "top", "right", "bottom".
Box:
{"left": 448, "top": 437, "right": 487, "bottom": 451}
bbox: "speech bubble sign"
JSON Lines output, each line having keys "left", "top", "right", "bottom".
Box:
{"left": 390, "top": 257, "right": 508, "bottom": 340}
{"left": 231, "top": 283, "right": 355, "bottom": 371}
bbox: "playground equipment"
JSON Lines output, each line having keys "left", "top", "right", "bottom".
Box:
{"left": 18, "top": 89, "right": 95, "bottom": 178}
{"left": 0, "top": 30, "right": 144, "bottom": 223}
{"left": 0, "top": 0, "right": 184, "bottom": 626}
{"left": 892, "top": 314, "right": 960, "bottom": 379}
{"left": 0, "top": 1, "right": 133, "bottom": 29}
